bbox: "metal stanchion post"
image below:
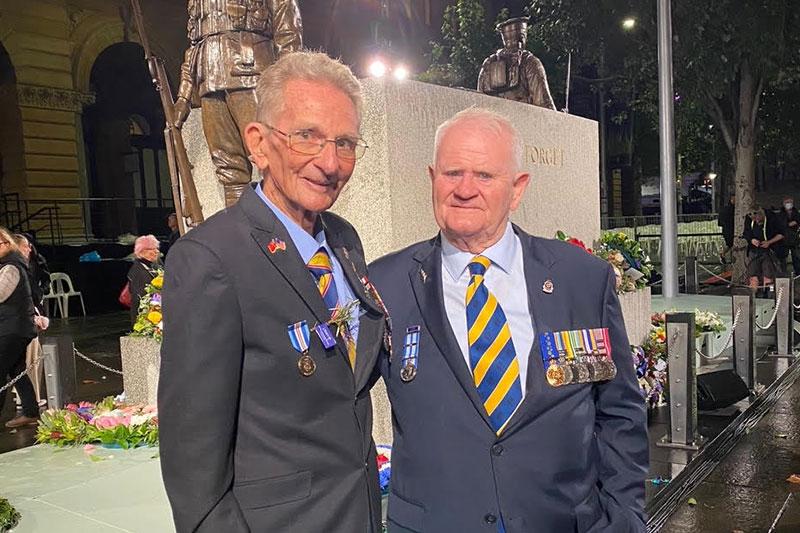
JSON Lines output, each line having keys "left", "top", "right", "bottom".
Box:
{"left": 774, "top": 277, "right": 794, "bottom": 357}
{"left": 732, "top": 289, "right": 756, "bottom": 391}
{"left": 41, "top": 335, "right": 77, "bottom": 409}
{"left": 685, "top": 256, "right": 698, "bottom": 294}
{"left": 657, "top": 312, "right": 703, "bottom": 450}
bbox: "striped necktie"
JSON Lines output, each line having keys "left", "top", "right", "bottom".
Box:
{"left": 466, "top": 256, "right": 522, "bottom": 434}
{"left": 307, "top": 248, "right": 356, "bottom": 369}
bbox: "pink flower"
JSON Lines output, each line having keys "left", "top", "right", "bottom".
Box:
{"left": 84, "top": 444, "right": 95, "bottom": 453}
{"left": 66, "top": 403, "right": 78, "bottom": 411}
{"left": 79, "top": 401, "right": 93, "bottom": 408}
{"left": 64, "top": 412, "right": 72, "bottom": 422}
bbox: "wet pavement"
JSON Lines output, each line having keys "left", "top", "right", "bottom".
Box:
{"left": 0, "top": 312, "right": 127, "bottom": 453}
{"left": 661, "top": 365, "right": 800, "bottom": 532}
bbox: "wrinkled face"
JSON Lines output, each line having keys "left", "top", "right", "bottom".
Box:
{"left": 246, "top": 79, "right": 360, "bottom": 221}
{"left": 430, "top": 120, "right": 530, "bottom": 248}
{"left": 140, "top": 247, "right": 159, "bottom": 263}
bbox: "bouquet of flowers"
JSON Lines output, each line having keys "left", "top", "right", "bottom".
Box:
{"left": 694, "top": 308, "right": 725, "bottom": 335}
{"left": 0, "top": 498, "right": 20, "bottom": 533}
{"left": 555, "top": 230, "right": 653, "bottom": 294}
{"left": 652, "top": 309, "right": 725, "bottom": 337}
{"left": 36, "top": 397, "right": 158, "bottom": 449}
{"left": 595, "top": 232, "right": 653, "bottom": 293}
{"left": 633, "top": 323, "right": 668, "bottom": 407}
{"left": 376, "top": 444, "right": 391, "bottom": 495}
{"left": 131, "top": 270, "right": 164, "bottom": 342}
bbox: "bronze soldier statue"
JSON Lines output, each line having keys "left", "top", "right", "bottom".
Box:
{"left": 174, "top": 0, "right": 303, "bottom": 207}
{"left": 477, "top": 17, "right": 556, "bottom": 110}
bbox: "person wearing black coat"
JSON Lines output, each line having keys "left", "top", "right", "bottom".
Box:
{"left": 0, "top": 227, "right": 39, "bottom": 428}
{"left": 779, "top": 198, "right": 800, "bottom": 273}
{"left": 127, "top": 235, "right": 162, "bottom": 326}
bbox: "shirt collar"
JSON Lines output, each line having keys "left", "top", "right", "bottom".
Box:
{"left": 255, "top": 181, "right": 328, "bottom": 264}
{"left": 441, "top": 222, "right": 517, "bottom": 282}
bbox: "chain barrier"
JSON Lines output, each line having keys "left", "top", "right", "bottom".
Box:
{"left": 73, "top": 347, "right": 123, "bottom": 376}
{"left": 696, "top": 306, "right": 742, "bottom": 360}
{"left": 754, "top": 286, "right": 784, "bottom": 330}
{"left": 0, "top": 352, "right": 48, "bottom": 395}
{"left": 696, "top": 263, "right": 775, "bottom": 290}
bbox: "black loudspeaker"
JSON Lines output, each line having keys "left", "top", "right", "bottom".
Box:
{"left": 41, "top": 336, "right": 77, "bottom": 409}
{"left": 697, "top": 370, "right": 750, "bottom": 411}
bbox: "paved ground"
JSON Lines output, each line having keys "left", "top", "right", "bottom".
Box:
{"left": 662, "top": 373, "right": 800, "bottom": 532}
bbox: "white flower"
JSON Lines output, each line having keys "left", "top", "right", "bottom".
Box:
{"left": 130, "top": 412, "right": 157, "bottom": 426}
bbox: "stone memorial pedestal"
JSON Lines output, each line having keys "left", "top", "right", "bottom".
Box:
{"left": 619, "top": 287, "right": 653, "bottom": 347}
{"left": 180, "top": 78, "right": 603, "bottom": 446}
{"left": 120, "top": 336, "right": 160, "bottom": 406}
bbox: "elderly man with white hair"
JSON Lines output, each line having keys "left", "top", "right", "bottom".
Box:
{"left": 127, "top": 234, "right": 161, "bottom": 326}
{"left": 159, "top": 52, "right": 387, "bottom": 533}
{"left": 369, "top": 107, "right": 648, "bottom": 533}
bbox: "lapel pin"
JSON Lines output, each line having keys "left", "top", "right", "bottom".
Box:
{"left": 542, "top": 279, "right": 554, "bottom": 294}
{"left": 268, "top": 238, "right": 286, "bottom": 254}
{"left": 419, "top": 268, "right": 428, "bottom": 284}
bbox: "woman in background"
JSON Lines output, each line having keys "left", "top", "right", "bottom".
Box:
{"left": 0, "top": 227, "right": 39, "bottom": 427}
{"left": 128, "top": 235, "right": 162, "bottom": 326}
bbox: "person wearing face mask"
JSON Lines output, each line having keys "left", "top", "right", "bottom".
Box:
{"left": 127, "top": 235, "right": 162, "bottom": 326}
{"left": 779, "top": 198, "right": 800, "bottom": 273}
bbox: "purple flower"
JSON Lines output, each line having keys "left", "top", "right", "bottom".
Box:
{"left": 150, "top": 293, "right": 162, "bottom": 305}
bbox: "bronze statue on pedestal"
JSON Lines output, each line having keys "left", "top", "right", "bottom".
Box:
{"left": 477, "top": 17, "right": 555, "bottom": 111}
{"left": 174, "top": 0, "right": 303, "bottom": 207}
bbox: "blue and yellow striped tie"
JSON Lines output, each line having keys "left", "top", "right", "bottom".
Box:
{"left": 467, "top": 256, "right": 522, "bottom": 434}
{"left": 308, "top": 248, "right": 356, "bottom": 369}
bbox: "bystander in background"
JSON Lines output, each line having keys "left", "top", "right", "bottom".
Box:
{"left": 127, "top": 235, "right": 162, "bottom": 326}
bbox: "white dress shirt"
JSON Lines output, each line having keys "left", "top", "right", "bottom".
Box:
{"left": 441, "top": 222, "right": 534, "bottom": 395}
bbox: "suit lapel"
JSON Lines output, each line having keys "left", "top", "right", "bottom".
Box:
{"left": 241, "top": 185, "right": 332, "bottom": 328}
{"left": 410, "top": 238, "right": 494, "bottom": 431}
{"left": 500, "top": 227, "right": 559, "bottom": 436}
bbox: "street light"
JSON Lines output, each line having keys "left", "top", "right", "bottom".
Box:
{"left": 622, "top": 17, "right": 636, "bottom": 30}
{"left": 369, "top": 60, "right": 387, "bottom": 78}
{"left": 393, "top": 65, "right": 408, "bottom": 80}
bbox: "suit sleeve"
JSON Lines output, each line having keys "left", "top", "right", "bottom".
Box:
{"left": 595, "top": 265, "right": 649, "bottom": 532}
{"left": 159, "top": 239, "right": 249, "bottom": 533}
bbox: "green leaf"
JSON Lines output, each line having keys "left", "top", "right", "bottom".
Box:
{"left": 89, "top": 454, "right": 105, "bottom": 462}
{"left": 687, "top": 498, "right": 697, "bottom": 506}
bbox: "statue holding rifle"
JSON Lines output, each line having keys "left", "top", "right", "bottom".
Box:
{"left": 174, "top": 0, "right": 304, "bottom": 208}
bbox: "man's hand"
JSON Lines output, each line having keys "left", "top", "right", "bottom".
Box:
{"left": 789, "top": 221, "right": 798, "bottom": 227}
{"left": 760, "top": 241, "right": 771, "bottom": 248}
{"left": 751, "top": 239, "right": 761, "bottom": 247}
{"left": 173, "top": 97, "right": 191, "bottom": 129}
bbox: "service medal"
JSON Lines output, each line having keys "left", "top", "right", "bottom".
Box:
{"left": 602, "top": 359, "right": 618, "bottom": 381}
{"left": 561, "top": 357, "right": 574, "bottom": 385}
{"left": 546, "top": 361, "right": 566, "bottom": 387}
{"left": 298, "top": 354, "right": 316, "bottom": 377}
{"left": 572, "top": 358, "right": 591, "bottom": 383}
{"left": 400, "top": 362, "right": 417, "bottom": 382}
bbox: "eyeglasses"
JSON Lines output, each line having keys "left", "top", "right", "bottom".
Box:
{"left": 265, "top": 125, "right": 368, "bottom": 160}
{"left": 0, "top": 241, "right": 9, "bottom": 246}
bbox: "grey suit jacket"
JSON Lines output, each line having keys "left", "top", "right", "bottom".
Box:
{"left": 159, "top": 184, "right": 384, "bottom": 532}
{"left": 369, "top": 226, "right": 648, "bottom": 533}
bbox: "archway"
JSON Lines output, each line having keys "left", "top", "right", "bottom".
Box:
{"left": 0, "top": 41, "right": 25, "bottom": 228}
{"left": 82, "top": 41, "right": 172, "bottom": 239}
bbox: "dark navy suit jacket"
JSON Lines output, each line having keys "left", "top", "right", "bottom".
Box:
{"left": 369, "top": 226, "right": 648, "bottom": 533}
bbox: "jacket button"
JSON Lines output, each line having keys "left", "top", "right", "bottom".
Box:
{"left": 484, "top": 514, "right": 497, "bottom": 524}
{"left": 491, "top": 444, "right": 504, "bottom": 456}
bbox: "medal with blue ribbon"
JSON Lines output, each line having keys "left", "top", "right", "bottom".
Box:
{"left": 288, "top": 320, "right": 316, "bottom": 377}
{"left": 539, "top": 332, "right": 566, "bottom": 387}
{"left": 400, "top": 326, "right": 420, "bottom": 382}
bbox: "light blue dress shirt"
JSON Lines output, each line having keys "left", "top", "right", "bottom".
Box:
{"left": 441, "top": 222, "right": 533, "bottom": 395}
{"left": 255, "top": 182, "right": 359, "bottom": 343}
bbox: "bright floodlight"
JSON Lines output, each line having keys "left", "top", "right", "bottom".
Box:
{"left": 622, "top": 17, "right": 636, "bottom": 30}
{"left": 369, "top": 60, "right": 387, "bottom": 77}
{"left": 393, "top": 66, "right": 408, "bottom": 80}
{"left": 708, "top": 172, "right": 718, "bottom": 180}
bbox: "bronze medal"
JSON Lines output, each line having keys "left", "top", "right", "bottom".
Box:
{"left": 603, "top": 359, "right": 618, "bottom": 381}
{"left": 298, "top": 354, "right": 316, "bottom": 377}
{"left": 400, "top": 362, "right": 417, "bottom": 382}
{"left": 546, "top": 361, "right": 566, "bottom": 387}
{"left": 573, "top": 360, "right": 590, "bottom": 383}
{"left": 561, "top": 359, "right": 574, "bottom": 385}
{"left": 585, "top": 357, "right": 599, "bottom": 382}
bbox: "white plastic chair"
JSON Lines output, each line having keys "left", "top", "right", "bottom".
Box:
{"left": 42, "top": 279, "right": 65, "bottom": 318}
{"left": 49, "top": 272, "right": 86, "bottom": 317}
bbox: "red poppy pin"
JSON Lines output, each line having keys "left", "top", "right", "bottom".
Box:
{"left": 268, "top": 238, "right": 286, "bottom": 254}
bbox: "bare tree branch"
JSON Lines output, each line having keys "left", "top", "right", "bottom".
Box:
{"left": 705, "top": 89, "right": 735, "bottom": 151}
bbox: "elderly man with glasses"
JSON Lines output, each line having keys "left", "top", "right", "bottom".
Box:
{"left": 159, "top": 52, "right": 386, "bottom": 533}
